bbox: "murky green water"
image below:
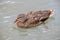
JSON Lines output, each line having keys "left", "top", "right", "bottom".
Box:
{"left": 0, "top": 0, "right": 60, "bottom": 40}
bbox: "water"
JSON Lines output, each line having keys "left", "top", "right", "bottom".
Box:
{"left": 0, "top": 0, "right": 60, "bottom": 40}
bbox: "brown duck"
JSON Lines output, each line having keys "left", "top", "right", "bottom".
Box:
{"left": 14, "top": 9, "right": 54, "bottom": 28}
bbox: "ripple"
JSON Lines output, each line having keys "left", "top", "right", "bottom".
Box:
{"left": 3, "top": 16, "right": 11, "bottom": 19}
